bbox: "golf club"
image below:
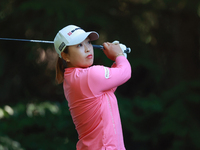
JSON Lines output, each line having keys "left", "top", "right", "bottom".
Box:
{"left": 0, "top": 37, "right": 131, "bottom": 53}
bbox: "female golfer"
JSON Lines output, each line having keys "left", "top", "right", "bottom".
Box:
{"left": 54, "top": 25, "right": 131, "bottom": 150}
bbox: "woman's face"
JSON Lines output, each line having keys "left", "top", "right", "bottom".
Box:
{"left": 66, "top": 38, "right": 94, "bottom": 68}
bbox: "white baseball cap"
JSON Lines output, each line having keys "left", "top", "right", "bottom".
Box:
{"left": 54, "top": 25, "right": 99, "bottom": 58}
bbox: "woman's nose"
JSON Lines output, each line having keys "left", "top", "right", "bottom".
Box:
{"left": 84, "top": 45, "right": 90, "bottom": 52}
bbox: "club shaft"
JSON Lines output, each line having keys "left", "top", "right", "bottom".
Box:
{"left": 0, "top": 38, "right": 54, "bottom": 44}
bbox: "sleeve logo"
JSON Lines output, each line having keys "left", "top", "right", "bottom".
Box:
{"left": 104, "top": 67, "right": 109, "bottom": 79}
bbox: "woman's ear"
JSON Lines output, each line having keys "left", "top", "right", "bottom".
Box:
{"left": 61, "top": 52, "right": 70, "bottom": 62}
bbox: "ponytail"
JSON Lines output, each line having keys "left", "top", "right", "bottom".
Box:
{"left": 55, "top": 47, "right": 68, "bottom": 84}
{"left": 55, "top": 57, "right": 66, "bottom": 84}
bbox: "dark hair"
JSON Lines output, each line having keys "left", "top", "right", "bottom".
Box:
{"left": 55, "top": 47, "right": 68, "bottom": 84}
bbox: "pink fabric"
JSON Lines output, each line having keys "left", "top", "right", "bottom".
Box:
{"left": 63, "top": 56, "right": 131, "bottom": 150}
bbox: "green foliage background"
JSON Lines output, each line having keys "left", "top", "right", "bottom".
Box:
{"left": 0, "top": 0, "right": 200, "bottom": 149}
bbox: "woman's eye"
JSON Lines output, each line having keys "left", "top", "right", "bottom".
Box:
{"left": 77, "top": 43, "right": 82, "bottom": 47}
{"left": 88, "top": 41, "right": 91, "bottom": 44}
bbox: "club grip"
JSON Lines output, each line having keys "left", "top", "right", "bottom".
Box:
{"left": 92, "top": 45, "right": 104, "bottom": 49}
{"left": 92, "top": 44, "right": 131, "bottom": 53}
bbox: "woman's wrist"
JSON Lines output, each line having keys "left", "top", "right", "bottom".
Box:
{"left": 115, "top": 52, "right": 124, "bottom": 61}
{"left": 116, "top": 52, "right": 124, "bottom": 57}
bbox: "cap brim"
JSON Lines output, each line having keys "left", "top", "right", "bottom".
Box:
{"left": 67, "top": 31, "right": 99, "bottom": 46}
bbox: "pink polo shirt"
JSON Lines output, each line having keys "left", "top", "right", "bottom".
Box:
{"left": 63, "top": 56, "right": 131, "bottom": 150}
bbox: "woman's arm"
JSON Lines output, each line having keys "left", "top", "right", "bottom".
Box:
{"left": 88, "top": 56, "right": 131, "bottom": 94}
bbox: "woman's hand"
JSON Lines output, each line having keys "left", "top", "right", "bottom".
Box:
{"left": 103, "top": 42, "right": 124, "bottom": 61}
